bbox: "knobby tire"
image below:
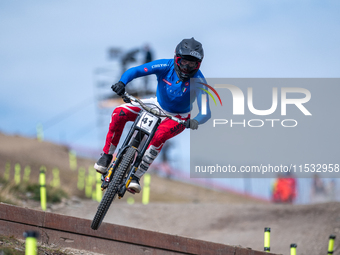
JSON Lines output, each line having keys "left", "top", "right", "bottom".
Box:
{"left": 91, "top": 147, "right": 136, "bottom": 230}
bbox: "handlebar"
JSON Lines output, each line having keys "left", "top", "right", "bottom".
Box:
{"left": 122, "top": 92, "right": 186, "bottom": 125}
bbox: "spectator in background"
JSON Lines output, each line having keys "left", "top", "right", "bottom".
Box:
{"left": 144, "top": 44, "right": 153, "bottom": 63}
{"left": 120, "top": 45, "right": 154, "bottom": 96}
{"left": 272, "top": 172, "right": 297, "bottom": 204}
{"left": 310, "top": 174, "right": 328, "bottom": 203}
{"left": 121, "top": 48, "right": 140, "bottom": 75}
{"left": 326, "top": 179, "right": 337, "bottom": 201}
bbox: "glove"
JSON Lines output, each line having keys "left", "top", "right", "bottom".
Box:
{"left": 184, "top": 119, "right": 199, "bottom": 130}
{"left": 111, "top": 81, "right": 125, "bottom": 96}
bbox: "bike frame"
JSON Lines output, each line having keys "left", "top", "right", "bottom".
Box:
{"left": 91, "top": 93, "right": 186, "bottom": 230}
{"left": 101, "top": 93, "right": 185, "bottom": 198}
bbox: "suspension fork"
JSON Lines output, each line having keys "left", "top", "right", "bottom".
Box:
{"left": 101, "top": 112, "right": 146, "bottom": 188}
{"left": 118, "top": 117, "right": 161, "bottom": 197}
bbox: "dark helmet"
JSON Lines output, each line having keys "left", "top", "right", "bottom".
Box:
{"left": 174, "top": 37, "right": 204, "bottom": 80}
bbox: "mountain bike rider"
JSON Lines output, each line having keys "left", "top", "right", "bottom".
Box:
{"left": 94, "top": 37, "right": 211, "bottom": 193}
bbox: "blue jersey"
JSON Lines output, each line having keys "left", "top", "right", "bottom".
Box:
{"left": 120, "top": 59, "right": 211, "bottom": 124}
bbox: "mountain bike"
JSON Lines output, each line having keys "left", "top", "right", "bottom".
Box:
{"left": 91, "top": 92, "right": 186, "bottom": 230}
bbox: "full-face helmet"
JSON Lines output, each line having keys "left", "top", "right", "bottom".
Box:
{"left": 174, "top": 37, "right": 204, "bottom": 81}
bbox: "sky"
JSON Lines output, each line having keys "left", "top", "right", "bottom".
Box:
{"left": 0, "top": 0, "right": 339, "bottom": 167}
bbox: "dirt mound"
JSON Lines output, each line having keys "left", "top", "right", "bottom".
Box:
{"left": 1, "top": 133, "right": 339, "bottom": 255}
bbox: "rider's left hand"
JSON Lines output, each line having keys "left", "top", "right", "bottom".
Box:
{"left": 184, "top": 119, "right": 199, "bottom": 130}
{"left": 111, "top": 81, "right": 125, "bottom": 96}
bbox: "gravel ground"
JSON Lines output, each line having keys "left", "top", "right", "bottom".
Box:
{"left": 1, "top": 133, "right": 340, "bottom": 255}
{"left": 50, "top": 199, "right": 340, "bottom": 255}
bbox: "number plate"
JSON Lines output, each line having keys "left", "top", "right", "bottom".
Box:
{"left": 136, "top": 112, "right": 158, "bottom": 134}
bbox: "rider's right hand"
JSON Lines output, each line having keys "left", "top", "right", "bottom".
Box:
{"left": 184, "top": 119, "right": 199, "bottom": 130}
{"left": 111, "top": 81, "right": 125, "bottom": 96}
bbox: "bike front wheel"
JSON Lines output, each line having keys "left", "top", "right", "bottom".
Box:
{"left": 91, "top": 146, "right": 137, "bottom": 230}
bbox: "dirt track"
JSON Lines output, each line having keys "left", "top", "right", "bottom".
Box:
{"left": 3, "top": 203, "right": 266, "bottom": 255}
{"left": 49, "top": 200, "right": 340, "bottom": 255}
{"left": 1, "top": 133, "right": 340, "bottom": 255}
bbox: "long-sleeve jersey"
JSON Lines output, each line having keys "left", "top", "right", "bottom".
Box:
{"left": 120, "top": 59, "right": 211, "bottom": 124}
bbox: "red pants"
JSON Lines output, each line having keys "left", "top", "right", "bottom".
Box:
{"left": 103, "top": 98, "right": 190, "bottom": 155}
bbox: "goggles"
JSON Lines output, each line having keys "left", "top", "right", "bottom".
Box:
{"left": 175, "top": 57, "right": 201, "bottom": 73}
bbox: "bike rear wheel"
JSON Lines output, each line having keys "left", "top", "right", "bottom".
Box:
{"left": 91, "top": 146, "right": 137, "bottom": 230}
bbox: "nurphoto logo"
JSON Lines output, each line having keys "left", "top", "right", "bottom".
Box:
{"left": 199, "top": 82, "right": 311, "bottom": 128}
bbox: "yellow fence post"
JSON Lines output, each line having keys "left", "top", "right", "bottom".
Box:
{"left": 69, "top": 150, "right": 77, "bottom": 171}
{"left": 23, "top": 166, "right": 31, "bottom": 183}
{"left": 14, "top": 163, "right": 21, "bottom": 185}
{"left": 127, "top": 197, "right": 135, "bottom": 205}
{"left": 142, "top": 173, "right": 151, "bottom": 205}
{"left": 290, "top": 243, "right": 297, "bottom": 255}
{"left": 77, "top": 167, "right": 85, "bottom": 191}
{"left": 328, "top": 235, "right": 336, "bottom": 255}
{"left": 24, "top": 231, "right": 39, "bottom": 255}
{"left": 39, "top": 166, "right": 47, "bottom": 211}
{"left": 264, "top": 227, "right": 271, "bottom": 252}
{"left": 88, "top": 166, "right": 96, "bottom": 200}
{"left": 85, "top": 168, "right": 93, "bottom": 198}
{"left": 51, "top": 167, "right": 60, "bottom": 188}
{"left": 4, "top": 162, "right": 10, "bottom": 181}
{"left": 96, "top": 172, "right": 102, "bottom": 202}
